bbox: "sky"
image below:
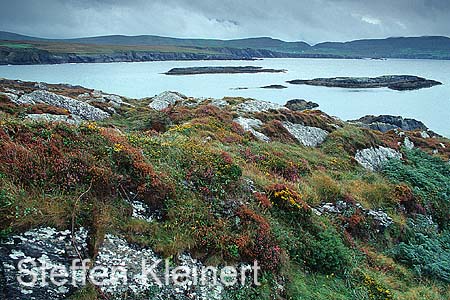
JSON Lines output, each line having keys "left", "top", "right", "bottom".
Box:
{"left": 1, "top": 0, "right": 449, "bottom": 44}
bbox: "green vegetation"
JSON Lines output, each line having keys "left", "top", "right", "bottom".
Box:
{"left": 1, "top": 93, "right": 450, "bottom": 299}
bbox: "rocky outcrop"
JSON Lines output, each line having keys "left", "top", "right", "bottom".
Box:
{"left": 234, "top": 117, "right": 270, "bottom": 142}
{"left": 350, "top": 115, "right": 429, "bottom": 133}
{"left": 314, "top": 201, "right": 393, "bottom": 232}
{"left": 77, "top": 91, "right": 133, "bottom": 108}
{"left": 18, "top": 90, "right": 110, "bottom": 121}
{"left": 281, "top": 121, "right": 328, "bottom": 147}
{"left": 149, "top": 91, "right": 187, "bottom": 111}
{"left": 287, "top": 75, "right": 442, "bottom": 91}
{"left": 26, "top": 113, "right": 83, "bottom": 125}
{"left": 235, "top": 99, "right": 285, "bottom": 113}
{"left": 164, "top": 66, "right": 286, "bottom": 75}
{"left": 284, "top": 99, "right": 319, "bottom": 111}
{"left": 95, "top": 235, "right": 225, "bottom": 299}
{"left": 355, "top": 146, "right": 402, "bottom": 171}
{"left": 0, "top": 227, "right": 88, "bottom": 300}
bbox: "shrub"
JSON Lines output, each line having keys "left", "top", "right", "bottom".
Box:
{"left": 383, "top": 148, "right": 450, "bottom": 228}
{"left": 266, "top": 183, "right": 310, "bottom": 212}
{"left": 298, "top": 226, "right": 353, "bottom": 274}
{"left": 391, "top": 218, "right": 450, "bottom": 283}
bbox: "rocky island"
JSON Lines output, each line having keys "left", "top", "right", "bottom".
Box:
{"left": 287, "top": 75, "right": 442, "bottom": 91}
{"left": 164, "top": 66, "right": 287, "bottom": 75}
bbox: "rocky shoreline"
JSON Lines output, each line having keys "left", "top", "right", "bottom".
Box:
{"left": 287, "top": 75, "right": 442, "bottom": 91}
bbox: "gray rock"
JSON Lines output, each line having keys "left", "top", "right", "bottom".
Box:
{"left": 149, "top": 91, "right": 186, "bottom": 111}
{"left": 350, "top": 115, "right": 428, "bottom": 133}
{"left": 233, "top": 117, "right": 270, "bottom": 142}
{"left": 95, "top": 234, "right": 225, "bottom": 299}
{"left": 209, "top": 98, "right": 229, "bottom": 108}
{"left": 0, "top": 227, "right": 88, "bottom": 300}
{"left": 285, "top": 99, "right": 319, "bottom": 111}
{"left": 18, "top": 91, "right": 110, "bottom": 121}
{"left": 26, "top": 113, "right": 83, "bottom": 124}
{"left": 355, "top": 146, "right": 402, "bottom": 171}
{"left": 235, "top": 99, "right": 285, "bottom": 113}
{"left": 315, "top": 201, "right": 393, "bottom": 232}
{"left": 403, "top": 137, "right": 414, "bottom": 150}
{"left": 281, "top": 121, "right": 328, "bottom": 147}
{"left": 421, "top": 131, "right": 431, "bottom": 139}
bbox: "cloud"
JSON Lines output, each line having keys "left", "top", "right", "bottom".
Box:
{"left": 0, "top": 0, "right": 449, "bottom": 43}
{"left": 361, "top": 16, "right": 382, "bottom": 25}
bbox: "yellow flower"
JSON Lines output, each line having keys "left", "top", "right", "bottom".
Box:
{"left": 113, "top": 143, "right": 124, "bottom": 152}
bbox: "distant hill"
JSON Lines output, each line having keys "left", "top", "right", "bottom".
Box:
{"left": 0, "top": 31, "right": 449, "bottom": 64}
{"left": 314, "top": 36, "right": 450, "bottom": 59}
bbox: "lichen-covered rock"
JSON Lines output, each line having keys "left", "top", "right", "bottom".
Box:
{"left": 0, "top": 227, "right": 88, "bottom": 300}
{"left": 355, "top": 146, "right": 402, "bottom": 171}
{"left": 235, "top": 99, "right": 285, "bottom": 113}
{"left": 26, "top": 113, "right": 83, "bottom": 125}
{"left": 95, "top": 234, "right": 224, "bottom": 299}
{"left": 149, "top": 91, "right": 186, "bottom": 111}
{"left": 281, "top": 121, "right": 328, "bottom": 147}
{"left": 234, "top": 117, "right": 270, "bottom": 142}
{"left": 18, "top": 90, "right": 110, "bottom": 121}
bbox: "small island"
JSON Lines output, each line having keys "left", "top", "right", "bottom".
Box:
{"left": 286, "top": 75, "right": 442, "bottom": 91}
{"left": 164, "top": 66, "right": 287, "bottom": 75}
{"left": 261, "top": 84, "right": 288, "bottom": 89}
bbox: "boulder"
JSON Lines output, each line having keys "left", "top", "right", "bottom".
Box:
{"left": 18, "top": 90, "right": 110, "bottom": 121}
{"left": 355, "top": 146, "right": 402, "bottom": 171}
{"left": 281, "top": 121, "right": 328, "bottom": 147}
{"left": 285, "top": 99, "right": 319, "bottom": 111}
{"left": 149, "top": 91, "right": 186, "bottom": 111}
{"left": 234, "top": 117, "right": 270, "bottom": 142}
{"left": 26, "top": 113, "right": 83, "bottom": 125}
{"left": 235, "top": 100, "right": 285, "bottom": 113}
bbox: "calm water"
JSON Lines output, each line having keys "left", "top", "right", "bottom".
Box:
{"left": 0, "top": 58, "right": 449, "bottom": 136}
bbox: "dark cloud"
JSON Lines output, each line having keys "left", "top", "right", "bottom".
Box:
{"left": 0, "top": 0, "right": 449, "bottom": 43}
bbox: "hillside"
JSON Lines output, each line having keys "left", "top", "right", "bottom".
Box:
{"left": 0, "top": 79, "right": 449, "bottom": 299}
{"left": 1, "top": 31, "right": 449, "bottom": 64}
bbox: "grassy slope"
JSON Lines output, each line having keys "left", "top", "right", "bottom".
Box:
{"left": 0, "top": 88, "right": 450, "bottom": 299}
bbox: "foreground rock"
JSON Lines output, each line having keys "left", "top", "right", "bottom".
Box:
{"left": 164, "top": 66, "right": 286, "bottom": 75}
{"left": 149, "top": 91, "right": 187, "bottom": 111}
{"left": 0, "top": 227, "right": 88, "bottom": 300}
{"left": 287, "top": 75, "right": 442, "bottom": 91}
{"left": 234, "top": 117, "right": 270, "bottom": 142}
{"left": 284, "top": 99, "right": 319, "bottom": 111}
{"left": 349, "top": 115, "right": 429, "bottom": 133}
{"left": 282, "top": 121, "right": 328, "bottom": 147}
{"left": 355, "top": 146, "right": 402, "bottom": 171}
{"left": 235, "top": 99, "right": 285, "bottom": 113}
{"left": 17, "top": 90, "right": 110, "bottom": 121}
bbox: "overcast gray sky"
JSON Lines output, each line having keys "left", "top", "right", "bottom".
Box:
{"left": 1, "top": 0, "right": 449, "bottom": 44}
